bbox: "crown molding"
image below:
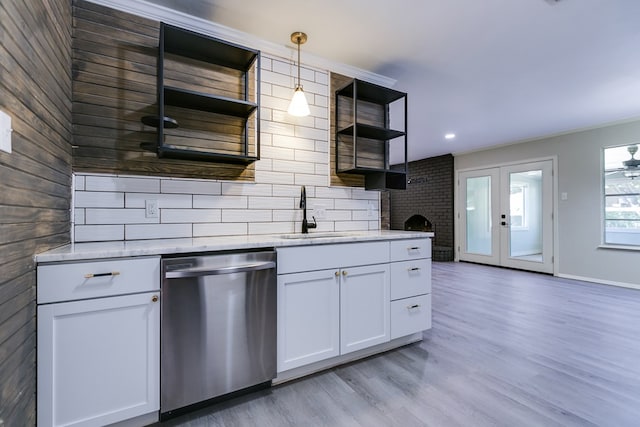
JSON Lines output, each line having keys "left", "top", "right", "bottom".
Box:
{"left": 84, "top": 0, "right": 397, "bottom": 87}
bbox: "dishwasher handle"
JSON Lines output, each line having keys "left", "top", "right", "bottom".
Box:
{"left": 165, "top": 261, "right": 276, "bottom": 279}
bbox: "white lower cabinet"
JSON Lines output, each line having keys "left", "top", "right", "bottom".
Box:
{"left": 277, "top": 243, "right": 391, "bottom": 373}
{"left": 340, "top": 264, "right": 390, "bottom": 354}
{"left": 277, "top": 269, "right": 340, "bottom": 372}
{"left": 37, "top": 257, "right": 160, "bottom": 427}
{"left": 390, "top": 294, "right": 432, "bottom": 339}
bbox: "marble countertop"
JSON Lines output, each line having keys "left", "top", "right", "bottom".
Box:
{"left": 35, "top": 230, "right": 434, "bottom": 263}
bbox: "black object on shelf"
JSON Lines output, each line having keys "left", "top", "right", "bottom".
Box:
{"left": 141, "top": 115, "right": 179, "bottom": 129}
{"left": 154, "top": 23, "right": 261, "bottom": 163}
{"left": 335, "top": 78, "right": 408, "bottom": 190}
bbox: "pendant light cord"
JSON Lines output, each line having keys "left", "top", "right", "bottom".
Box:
{"left": 296, "top": 36, "right": 301, "bottom": 89}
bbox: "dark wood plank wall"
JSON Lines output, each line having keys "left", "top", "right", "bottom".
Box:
{"left": 72, "top": 0, "right": 254, "bottom": 180}
{"left": 0, "top": 0, "right": 73, "bottom": 424}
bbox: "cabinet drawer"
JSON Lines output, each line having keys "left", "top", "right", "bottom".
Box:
{"left": 277, "top": 241, "right": 389, "bottom": 274}
{"left": 390, "top": 294, "right": 431, "bottom": 340}
{"left": 38, "top": 256, "right": 160, "bottom": 304}
{"left": 390, "top": 259, "right": 431, "bottom": 300}
{"left": 390, "top": 238, "right": 431, "bottom": 262}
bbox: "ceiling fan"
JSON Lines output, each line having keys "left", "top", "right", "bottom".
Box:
{"left": 623, "top": 145, "right": 640, "bottom": 179}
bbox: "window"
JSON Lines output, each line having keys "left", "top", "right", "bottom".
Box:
{"left": 510, "top": 183, "right": 527, "bottom": 229}
{"left": 603, "top": 144, "right": 640, "bottom": 246}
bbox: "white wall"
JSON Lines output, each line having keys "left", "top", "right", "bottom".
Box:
{"left": 455, "top": 119, "right": 640, "bottom": 288}
{"left": 73, "top": 53, "right": 380, "bottom": 242}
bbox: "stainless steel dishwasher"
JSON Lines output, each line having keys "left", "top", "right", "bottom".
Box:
{"left": 161, "top": 250, "right": 277, "bottom": 416}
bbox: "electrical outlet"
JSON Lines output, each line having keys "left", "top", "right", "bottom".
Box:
{"left": 145, "top": 199, "right": 159, "bottom": 218}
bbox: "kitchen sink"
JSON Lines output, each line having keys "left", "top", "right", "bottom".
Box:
{"left": 279, "top": 232, "right": 353, "bottom": 239}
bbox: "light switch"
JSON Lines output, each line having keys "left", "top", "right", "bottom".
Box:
{"left": 561, "top": 192, "right": 568, "bottom": 201}
{"left": 0, "top": 110, "right": 12, "bottom": 153}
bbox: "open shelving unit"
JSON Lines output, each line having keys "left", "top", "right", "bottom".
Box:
{"left": 335, "top": 79, "right": 407, "bottom": 190}
{"left": 144, "top": 23, "right": 260, "bottom": 164}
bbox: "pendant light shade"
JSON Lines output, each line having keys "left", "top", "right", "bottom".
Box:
{"left": 288, "top": 32, "right": 310, "bottom": 117}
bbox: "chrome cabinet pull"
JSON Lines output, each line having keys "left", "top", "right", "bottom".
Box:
{"left": 408, "top": 267, "right": 421, "bottom": 271}
{"left": 407, "top": 304, "right": 420, "bottom": 310}
{"left": 84, "top": 271, "right": 120, "bottom": 279}
{"left": 408, "top": 246, "right": 420, "bottom": 250}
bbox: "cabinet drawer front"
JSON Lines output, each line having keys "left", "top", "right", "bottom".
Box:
{"left": 390, "top": 259, "right": 431, "bottom": 300}
{"left": 390, "top": 238, "right": 431, "bottom": 262}
{"left": 390, "top": 294, "right": 432, "bottom": 340}
{"left": 38, "top": 256, "right": 160, "bottom": 304}
{"left": 277, "top": 241, "right": 389, "bottom": 274}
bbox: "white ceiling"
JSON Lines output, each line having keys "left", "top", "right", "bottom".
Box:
{"left": 145, "top": 0, "right": 640, "bottom": 161}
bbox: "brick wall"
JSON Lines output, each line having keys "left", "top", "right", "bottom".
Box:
{"left": 389, "top": 154, "right": 454, "bottom": 260}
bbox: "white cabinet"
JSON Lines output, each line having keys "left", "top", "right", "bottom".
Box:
{"left": 389, "top": 238, "right": 432, "bottom": 340}
{"left": 37, "top": 256, "right": 160, "bottom": 427}
{"left": 340, "top": 264, "right": 390, "bottom": 354}
{"left": 277, "top": 269, "right": 340, "bottom": 372}
{"left": 277, "top": 242, "right": 390, "bottom": 372}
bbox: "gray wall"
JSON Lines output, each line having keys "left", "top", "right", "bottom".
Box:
{"left": 0, "top": 0, "right": 72, "bottom": 424}
{"left": 455, "top": 119, "right": 640, "bottom": 287}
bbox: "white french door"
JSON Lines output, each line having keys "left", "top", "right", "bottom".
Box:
{"left": 458, "top": 160, "right": 554, "bottom": 274}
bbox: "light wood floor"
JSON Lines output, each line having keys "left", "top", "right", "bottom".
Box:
{"left": 157, "top": 262, "right": 640, "bottom": 427}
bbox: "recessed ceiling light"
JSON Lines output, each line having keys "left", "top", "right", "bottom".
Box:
{"left": 445, "top": 133, "right": 456, "bottom": 140}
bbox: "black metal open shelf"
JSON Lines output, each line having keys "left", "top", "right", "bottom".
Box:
{"left": 157, "top": 146, "right": 258, "bottom": 164}
{"left": 336, "top": 79, "right": 405, "bottom": 105}
{"left": 164, "top": 87, "right": 257, "bottom": 118}
{"left": 162, "top": 23, "right": 258, "bottom": 71}
{"left": 337, "top": 124, "right": 405, "bottom": 141}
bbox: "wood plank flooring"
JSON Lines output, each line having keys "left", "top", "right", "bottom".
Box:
{"left": 156, "top": 262, "right": 640, "bottom": 427}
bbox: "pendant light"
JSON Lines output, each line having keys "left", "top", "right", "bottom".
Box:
{"left": 288, "top": 32, "right": 310, "bottom": 117}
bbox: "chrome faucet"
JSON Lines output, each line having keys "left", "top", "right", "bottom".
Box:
{"left": 300, "top": 185, "right": 317, "bottom": 234}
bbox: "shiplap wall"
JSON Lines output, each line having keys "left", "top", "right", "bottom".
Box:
{"left": 0, "top": 0, "right": 72, "bottom": 424}
{"left": 74, "top": 53, "right": 380, "bottom": 241}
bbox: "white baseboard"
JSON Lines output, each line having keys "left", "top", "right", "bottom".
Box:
{"left": 557, "top": 273, "right": 640, "bottom": 290}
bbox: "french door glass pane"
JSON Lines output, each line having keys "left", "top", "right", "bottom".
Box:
{"left": 509, "top": 170, "right": 543, "bottom": 261}
{"left": 466, "top": 176, "right": 492, "bottom": 255}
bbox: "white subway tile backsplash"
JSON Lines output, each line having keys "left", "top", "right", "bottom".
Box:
{"left": 86, "top": 208, "right": 157, "bottom": 224}
{"left": 316, "top": 186, "right": 352, "bottom": 199}
{"left": 352, "top": 188, "right": 380, "bottom": 200}
{"left": 125, "top": 193, "right": 192, "bottom": 209}
{"left": 255, "top": 158, "right": 273, "bottom": 172}
{"left": 162, "top": 209, "right": 221, "bottom": 224}
{"left": 125, "top": 224, "right": 192, "bottom": 240}
{"left": 221, "top": 183, "right": 272, "bottom": 197}
{"left": 161, "top": 179, "right": 221, "bottom": 195}
{"left": 193, "top": 195, "right": 247, "bottom": 209}
{"left": 221, "top": 209, "right": 271, "bottom": 223}
{"left": 261, "top": 95, "right": 290, "bottom": 112}
{"left": 74, "top": 209, "right": 85, "bottom": 225}
{"left": 273, "top": 134, "right": 315, "bottom": 151}
{"left": 294, "top": 149, "right": 328, "bottom": 164}
{"left": 315, "top": 72, "right": 328, "bottom": 85}
{"left": 249, "top": 196, "right": 294, "bottom": 210}
{"left": 74, "top": 175, "right": 86, "bottom": 191}
{"left": 315, "top": 117, "right": 329, "bottom": 130}
{"left": 271, "top": 59, "right": 294, "bottom": 76}
{"left": 262, "top": 121, "right": 295, "bottom": 137}
{"left": 324, "top": 210, "right": 352, "bottom": 221}
{"left": 352, "top": 210, "right": 377, "bottom": 221}
{"left": 272, "top": 209, "right": 301, "bottom": 222}
{"left": 261, "top": 57, "right": 272, "bottom": 71}
{"left": 335, "top": 198, "right": 370, "bottom": 210}
{"left": 271, "top": 184, "right": 301, "bottom": 198}
{"left": 248, "top": 222, "right": 294, "bottom": 235}
{"left": 86, "top": 176, "right": 160, "bottom": 193}
{"left": 368, "top": 221, "right": 379, "bottom": 230}
{"left": 261, "top": 69, "right": 294, "bottom": 87}
{"left": 294, "top": 126, "right": 329, "bottom": 141}
{"left": 260, "top": 82, "right": 272, "bottom": 96}
{"left": 335, "top": 221, "right": 370, "bottom": 232}
{"left": 75, "top": 191, "right": 124, "bottom": 208}
{"left": 261, "top": 145, "right": 294, "bottom": 161}
{"left": 254, "top": 170, "right": 295, "bottom": 185}
{"left": 193, "top": 223, "right": 247, "bottom": 237}
{"left": 75, "top": 225, "right": 124, "bottom": 242}
{"left": 295, "top": 174, "right": 329, "bottom": 187}
{"left": 272, "top": 159, "right": 313, "bottom": 174}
